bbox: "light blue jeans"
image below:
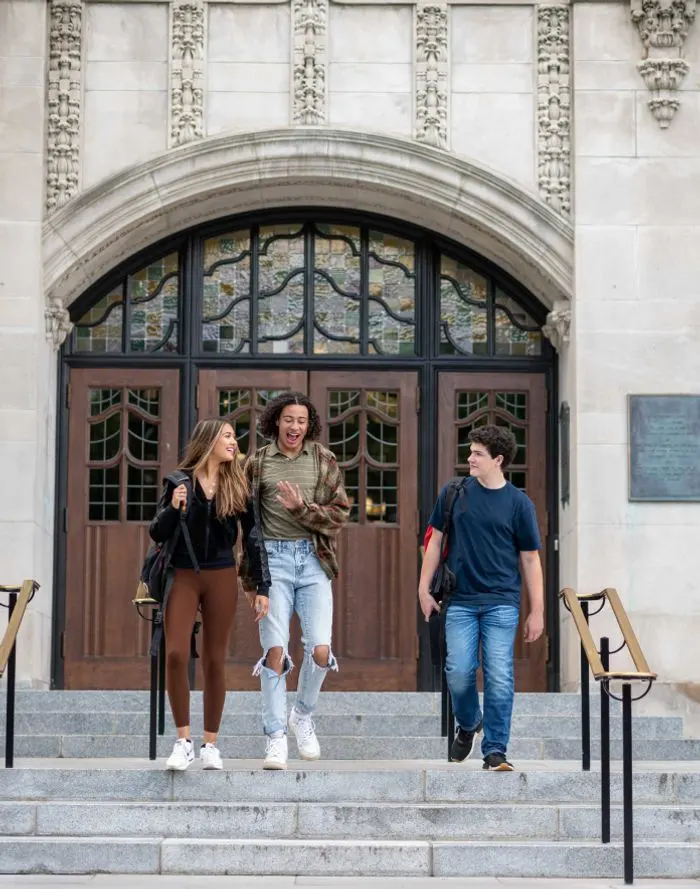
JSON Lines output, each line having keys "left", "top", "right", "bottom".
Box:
{"left": 445, "top": 602, "right": 520, "bottom": 757}
{"left": 254, "top": 539, "right": 337, "bottom": 736}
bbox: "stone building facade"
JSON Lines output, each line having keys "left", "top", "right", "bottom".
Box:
{"left": 1, "top": 0, "right": 699, "bottom": 713}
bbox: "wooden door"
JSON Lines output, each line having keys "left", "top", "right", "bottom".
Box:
{"left": 64, "top": 369, "right": 180, "bottom": 688}
{"left": 197, "top": 369, "right": 308, "bottom": 689}
{"left": 437, "top": 373, "right": 548, "bottom": 692}
{"left": 310, "top": 372, "right": 419, "bottom": 690}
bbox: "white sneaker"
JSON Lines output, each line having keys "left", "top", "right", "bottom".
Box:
{"left": 166, "top": 738, "right": 194, "bottom": 771}
{"left": 263, "top": 733, "right": 288, "bottom": 770}
{"left": 200, "top": 742, "right": 223, "bottom": 770}
{"left": 289, "top": 707, "right": 321, "bottom": 761}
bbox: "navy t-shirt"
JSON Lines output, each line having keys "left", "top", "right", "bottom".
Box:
{"left": 428, "top": 478, "right": 541, "bottom": 609}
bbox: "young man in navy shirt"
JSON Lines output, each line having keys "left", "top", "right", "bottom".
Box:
{"left": 418, "top": 425, "right": 544, "bottom": 770}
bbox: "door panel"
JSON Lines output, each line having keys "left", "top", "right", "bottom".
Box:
{"left": 437, "top": 372, "right": 548, "bottom": 692}
{"left": 310, "top": 372, "right": 419, "bottom": 690}
{"left": 64, "top": 369, "right": 180, "bottom": 688}
{"left": 197, "top": 370, "right": 308, "bottom": 689}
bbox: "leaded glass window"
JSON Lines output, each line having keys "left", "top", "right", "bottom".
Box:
{"left": 68, "top": 217, "right": 546, "bottom": 359}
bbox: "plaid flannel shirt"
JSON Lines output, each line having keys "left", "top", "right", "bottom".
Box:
{"left": 239, "top": 441, "right": 350, "bottom": 592}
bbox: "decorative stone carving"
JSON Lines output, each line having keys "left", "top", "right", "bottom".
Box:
{"left": 45, "top": 298, "right": 74, "bottom": 349}
{"left": 47, "top": 0, "right": 83, "bottom": 214}
{"left": 542, "top": 300, "right": 571, "bottom": 352}
{"left": 536, "top": 6, "right": 571, "bottom": 217}
{"left": 292, "top": 0, "right": 328, "bottom": 125}
{"left": 630, "top": 0, "right": 697, "bottom": 128}
{"left": 415, "top": 2, "right": 449, "bottom": 149}
{"left": 170, "top": 0, "right": 205, "bottom": 146}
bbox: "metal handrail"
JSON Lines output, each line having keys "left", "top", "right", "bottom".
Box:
{"left": 559, "top": 586, "right": 656, "bottom": 886}
{"left": 1, "top": 580, "right": 40, "bottom": 768}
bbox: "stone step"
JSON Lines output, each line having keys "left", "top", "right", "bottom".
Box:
{"left": 1, "top": 690, "right": 610, "bottom": 717}
{"left": 2, "top": 734, "right": 697, "bottom": 760}
{"left": 8, "top": 711, "right": 683, "bottom": 740}
{"left": 0, "top": 836, "right": 698, "bottom": 877}
{"left": 1, "top": 764, "right": 698, "bottom": 804}
{"left": 3, "top": 799, "right": 700, "bottom": 842}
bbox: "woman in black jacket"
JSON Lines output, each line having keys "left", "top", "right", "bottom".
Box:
{"left": 150, "top": 418, "right": 270, "bottom": 771}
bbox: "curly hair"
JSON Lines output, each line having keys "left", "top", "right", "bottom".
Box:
{"left": 258, "top": 391, "right": 322, "bottom": 442}
{"left": 468, "top": 424, "right": 518, "bottom": 469}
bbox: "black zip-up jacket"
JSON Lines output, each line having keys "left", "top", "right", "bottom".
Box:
{"left": 149, "top": 474, "right": 270, "bottom": 596}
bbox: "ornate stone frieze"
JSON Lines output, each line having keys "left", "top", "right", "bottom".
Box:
{"left": 170, "top": 0, "right": 205, "bottom": 146}
{"left": 415, "top": 2, "right": 449, "bottom": 149}
{"left": 536, "top": 6, "right": 571, "bottom": 217}
{"left": 47, "top": 0, "right": 83, "bottom": 214}
{"left": 45, "top": 298, "right": 74, "bottom": 349}
{"left": 292, "top": 0, "right": 328, "bottom": 125}
{"left": 542, "top": 300, "right": 571, "bottom": 352}
{"left": 630, "top": 0, "right": 697, "bottom": 128}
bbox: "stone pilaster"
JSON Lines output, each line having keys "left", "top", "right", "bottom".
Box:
{"left": 537, "top": 5, "right": 571, "bottom": 216}
{"left": 292, "top": 0, "right": 328, "bottom": 125}
{"left": 415, "top": 1, "right": 449, "bottom": 149}
{"left": 170, "top": 0, "right": 206, "bottom": 146}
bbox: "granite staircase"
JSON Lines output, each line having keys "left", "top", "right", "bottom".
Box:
{"left": 1, "top": 690, "right": 699, "bottom": 877}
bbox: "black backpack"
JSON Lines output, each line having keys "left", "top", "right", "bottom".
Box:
{"left": 133, "top": 470, "right": 199, "bottom": 606}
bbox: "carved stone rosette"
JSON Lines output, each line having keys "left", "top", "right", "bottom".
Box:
{"left": 536, "top": 6, "right": 571, "bottom": 217}
{"left": 631, "top": 0, "right": 697, "bottom": 128}
{"left": 415, "top": 2, "right": 449, "bottom": 149}
{"left": 45, "top": 298, "right": 74, "bottom": 350}
{"left": 542, "top": 300, "right": 571, "bottom": 352}
{"left": 47, "top": 0, "right": 83, "bottom": 214}
{"left": 170, "top": 0, "right": 205, "bottom": 146}
{"left": 292, "top": 0, "right": 328, "bottom": 125}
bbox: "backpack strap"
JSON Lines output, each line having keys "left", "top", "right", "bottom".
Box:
{"left": 439, "top": 476, "right": 468, "bottom": 559}
{"left": 164, "top": 470, "right": 200, "bottom": 574}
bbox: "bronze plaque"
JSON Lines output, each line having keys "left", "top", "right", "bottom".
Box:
{"left": 629, "top": 395, "right": 700, "bottom": 501}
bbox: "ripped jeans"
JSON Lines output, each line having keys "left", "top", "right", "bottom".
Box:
{"left": 254, "top": 539, "right": 337, "bottom": 736}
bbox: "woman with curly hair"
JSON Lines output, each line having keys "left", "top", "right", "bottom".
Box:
{"left": 149, "top": 418, "right": 270, "bottom": 771}
{"left": 240, "top": 391, "right": 350, "bottom": 769}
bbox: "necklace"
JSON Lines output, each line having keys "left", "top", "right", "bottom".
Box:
{"left": 199, "top": 474, "right": 217, "bottom": 498}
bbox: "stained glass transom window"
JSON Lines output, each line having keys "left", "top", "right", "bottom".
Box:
{"left": 454, "top": 390, "right": 530, "bottom": 492}
{"left": 69, "top": 218, "right": 547, "bottom": 359}
{"left": 326, "top": 389, "right": 400, "bottom": 524}
{"left": 87, "top": 387, "right": 162, "bottom": 521}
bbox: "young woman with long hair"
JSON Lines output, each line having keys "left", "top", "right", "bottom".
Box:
{"left": 149, "top": 418, "right": 270, "bottom": 771}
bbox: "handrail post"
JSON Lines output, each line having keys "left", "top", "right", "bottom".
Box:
{"left": 600, "top": 637, "right": 611, "bottom": 844}
{"left": 158, "top": 628, "right": 166, "bottom": 736}
{"left": 148, "top": 608, "right": 158, "bottom": 761}
{"left": 622, "top": 682, "right": 634, "bottom": 884}
{"left": 580, "top": 600, "right": 591, "bottom": 771}
{"left": 4, "top": 591, "right": 17, "bottom": 769}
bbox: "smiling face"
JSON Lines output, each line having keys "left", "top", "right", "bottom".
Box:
{"left": 467, "top": 440, "right": 502, "bottom": 480}
{"left": 277, "top": 404, "right": 309, "bottom": 456}
{"left": 212, "top": 423, "right": 237, "bottom": 463}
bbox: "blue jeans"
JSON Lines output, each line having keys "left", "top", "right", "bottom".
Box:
{"left": 254, "top": 539, "right": 337, "bottom": 736}
{"left": 445, "top": 602, "right": 520, "bottom": 757}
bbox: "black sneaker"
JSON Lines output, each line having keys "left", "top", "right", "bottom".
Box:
{"left": 449, "top": 721, "right": 482, "bottom": 762}
{"left": 482, "top": 752, "right": 514, "bottom": 771}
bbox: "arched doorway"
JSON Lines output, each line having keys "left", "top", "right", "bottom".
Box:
{"left": 56, "top": 209, "right": 556, "bottom": 692}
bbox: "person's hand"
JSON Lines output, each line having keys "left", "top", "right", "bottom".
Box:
{"left": 276, "top": 481, "right": 304, "bottom": 511}
{"left": 253, "top": 595, "right": 269, "bottom": 623}
{"left": 419, "top": 590, "right": 440, "bottom": 622}
{"left": 171, "top": 484, "right": 188, "bottom": 510}
{"left": 523, "top": 610, "right": 544, "bottom": 643}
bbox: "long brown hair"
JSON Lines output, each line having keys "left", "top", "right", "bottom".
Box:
{"left": 178, "top": 419, "right": 249, "bottom": 517}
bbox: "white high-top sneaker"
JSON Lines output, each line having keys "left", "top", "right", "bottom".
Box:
{"left": 263, "top": 733, "right": 288, "bottom": 770}
{"left": 289, "top": 707, "right": 321, "bottom": 761}
{"left": 165, "top": 738, "right": 194, "bottom": 771}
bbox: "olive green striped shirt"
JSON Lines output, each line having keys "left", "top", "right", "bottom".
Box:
{"left": 260, "top": 441, "right": 318, "bottom": 540}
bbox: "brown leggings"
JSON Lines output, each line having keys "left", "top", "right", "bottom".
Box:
{"left": 165, "top": 567, "right": 237, "bottom": 733}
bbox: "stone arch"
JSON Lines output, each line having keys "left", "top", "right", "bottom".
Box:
{"left": 43, "top": 127, "right": 573, "bottom": 316}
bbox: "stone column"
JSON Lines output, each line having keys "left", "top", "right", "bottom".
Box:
{"left": 0, "top": 0, "right": 55, "bottom": 686}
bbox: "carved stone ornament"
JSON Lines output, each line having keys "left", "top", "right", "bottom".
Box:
{"left": 292, "top": 0, "right": 328, "bottom": 125}
{"left": 415, "top": 2, "right": 449, "bottom": 149}
{"left": 542, "top": 300, "right": 571, "bottom": 352}
{"left": 630, "top": 0, "right": 697, "bottom": 128}
{"left": 45, "top": 297, "right": 74, "bottom": 349}
{"left": 47, "top": 0, "right": 83, "bottom": 214}
{"left": 170, "top": 0, "right": 205, "bottom": 146}
{"left": 537, "top": 6, "right": 571, "bottom": 217}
